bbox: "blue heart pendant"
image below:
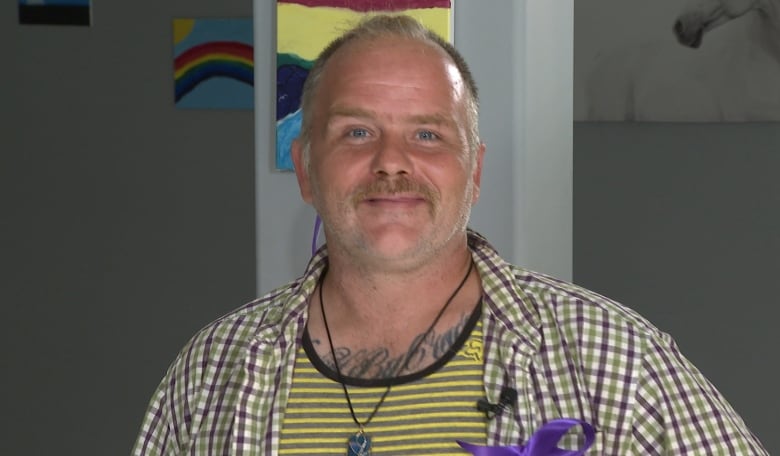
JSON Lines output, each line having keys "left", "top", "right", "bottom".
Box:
{"left": 347, "top": 430, "right": 371, "bottom": 456}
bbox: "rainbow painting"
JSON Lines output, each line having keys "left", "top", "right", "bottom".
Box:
{"left": 173, "top": 18, "right": 254, "bottom": 110}
{"left": 18, "top": 0, "right": 91, "bottom": 26}
{"left": 275, "top": 0, "right": 452, "bottom": 170}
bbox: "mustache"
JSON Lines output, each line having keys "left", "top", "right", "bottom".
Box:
{"left": 350, "top": 177, "right": 438, "bottom": 205}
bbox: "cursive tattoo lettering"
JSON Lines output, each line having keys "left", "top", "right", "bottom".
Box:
{"left": 313, "top": 314, "right": 471, "bottom": 379}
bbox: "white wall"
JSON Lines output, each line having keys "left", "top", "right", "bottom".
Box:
{"left": 254, "top": 0, "right": 574, "bottom": 293}
{"left": 513, "top": 1, "right": 574, "bottom": 280}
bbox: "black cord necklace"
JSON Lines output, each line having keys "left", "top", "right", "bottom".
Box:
{"left": 319, "top": 259, "right": 474, "bottom": 456}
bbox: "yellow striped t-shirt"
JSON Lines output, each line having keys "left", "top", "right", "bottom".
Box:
{"left": 279, "top": 306, "right": 486, "bottom": 455}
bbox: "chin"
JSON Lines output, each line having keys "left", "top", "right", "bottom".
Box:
{"left": 361, "top": 228, "right": 432, "bottom": 258}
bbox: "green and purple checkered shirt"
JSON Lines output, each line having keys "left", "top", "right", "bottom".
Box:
{"left": 132, "top": 230, "right": 766, "bottom": 455}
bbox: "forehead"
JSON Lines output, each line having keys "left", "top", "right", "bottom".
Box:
{"left": 319, "top": 36, "right": 465, "bottom": 98}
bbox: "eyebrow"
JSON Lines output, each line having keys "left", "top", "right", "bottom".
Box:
{"left": 406, "top": 113, "right": 455, "bottom": 127}
{"left": 326, "top": 106, "right": 377, "bottom": 122}
{"left": 326, "top": 106, "right": 455, "bottom": 128}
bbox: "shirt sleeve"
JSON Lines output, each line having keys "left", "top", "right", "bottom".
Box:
{"left": 630, "top": 335, "right": 767, "bottom": 455}
{"left": 131, "top": 351, "right": 193, "bottom": 456}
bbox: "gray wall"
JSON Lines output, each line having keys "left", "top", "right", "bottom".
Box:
{"left": 574, "top": 122, "right": 779, "bottom": 453}
{"left": 1, "top": 1, "right": 255, "bottom": 455}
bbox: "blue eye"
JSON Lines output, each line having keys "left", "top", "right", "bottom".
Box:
{"left": 417, "top": 130, "right": 438, "bottom": 140}
{"left": 348, "top": 128, "right": 369, "bottom": 138}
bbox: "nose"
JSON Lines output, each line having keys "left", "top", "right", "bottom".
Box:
{"left": 371, "top": 135, "right": 413, "bottom": 177}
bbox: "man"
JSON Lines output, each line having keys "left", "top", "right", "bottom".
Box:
{"left": 133, "top": 15, "right": 767, "bottom": 455}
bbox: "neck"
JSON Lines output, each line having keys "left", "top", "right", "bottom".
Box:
{"left": 323, "top": 242, "right": 474, "bottom": 321}
{"left": 307, "top": 237, "right": 481, "bottom": 371}
{"left": 311, "top": 245, "right": 480, "bottom": 379}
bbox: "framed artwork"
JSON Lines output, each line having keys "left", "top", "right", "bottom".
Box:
{"left": 275, "top": 0, "right": 453, "bottom": 170}
{"left": 18, "top": 0, "right": 91, "bottom": 26}
{"left": 173, "top": 18, "right": 254, "bottom": 110}
{"left": 575, "top": 0, "right": 780, "bottom": 122}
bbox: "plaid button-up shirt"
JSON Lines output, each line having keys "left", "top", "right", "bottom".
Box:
{"left": 132, "top": 230, "right": 766, "bottom": 455}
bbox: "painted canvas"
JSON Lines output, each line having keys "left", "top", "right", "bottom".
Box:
{"left": 276, "top": 0, "right": 452, "bottom": 170}
{"left": 18, "top": 0, "right": 91, "bottom": 26}
{"left": 173, "top": 18, "right": 254, "bottom": 110}
{"left": 575, "top": 0, "right": 780, "bottom": 122}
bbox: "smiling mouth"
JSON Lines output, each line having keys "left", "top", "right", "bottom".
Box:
{"left": 351, "top": 177, "right": 438, "bottom": 208}
{"left": 364, "top": 194, "right": 426, "bottom": 204}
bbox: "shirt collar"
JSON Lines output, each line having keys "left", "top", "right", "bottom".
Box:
{"left": 269, "top": 228, "right": 543, "bottom": 353}
{"left": 467, "top": 229, "right": 543, "bottom": 357}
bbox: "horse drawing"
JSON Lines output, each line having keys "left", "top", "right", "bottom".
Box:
{"left": 582, "top": 0, "right": 780, "bottom": 121}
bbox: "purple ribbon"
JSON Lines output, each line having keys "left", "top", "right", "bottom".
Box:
{"left": 458, "top": 419, "right": 596, "bottom": 456}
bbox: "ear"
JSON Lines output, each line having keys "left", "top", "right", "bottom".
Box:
{"left": 292, "top": 138, "right": 313, "bottom": 204}
{"left": 470, "top": 143, "right": 486, "bottom": 203}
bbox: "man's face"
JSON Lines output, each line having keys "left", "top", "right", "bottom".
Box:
{"left": 293, "top": 36, "right": 484, "bottom": 270}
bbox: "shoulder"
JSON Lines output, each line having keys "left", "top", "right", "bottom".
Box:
{"left": 469, "top": 233, "right": 767, "bottom": 454}
{"left": 502, "top": 265, "right": 680, "bottom": 371}
{"left": 520, "top": 267, "right": 666, "bottom": 341}
{"left": 132, "top": 253, "right": 329, "bottom": 454}
{"left": 172, "top": 252, "right": 328, "bottom": 374}
{"left": 172, "top": 279, "right": 309, "bottom": 377}
{"left": 469, "top": 229, "right": 669, "bottom": 350}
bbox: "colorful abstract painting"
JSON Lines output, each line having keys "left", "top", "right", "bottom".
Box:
{"left": 276, "top": 0, "right": 452, "bottom": 170}
{"left": 173, "top": 18, "right": 254, "bottom": 110}
{"left": 18, "top": 0, "right": 91, "bottom": 26}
